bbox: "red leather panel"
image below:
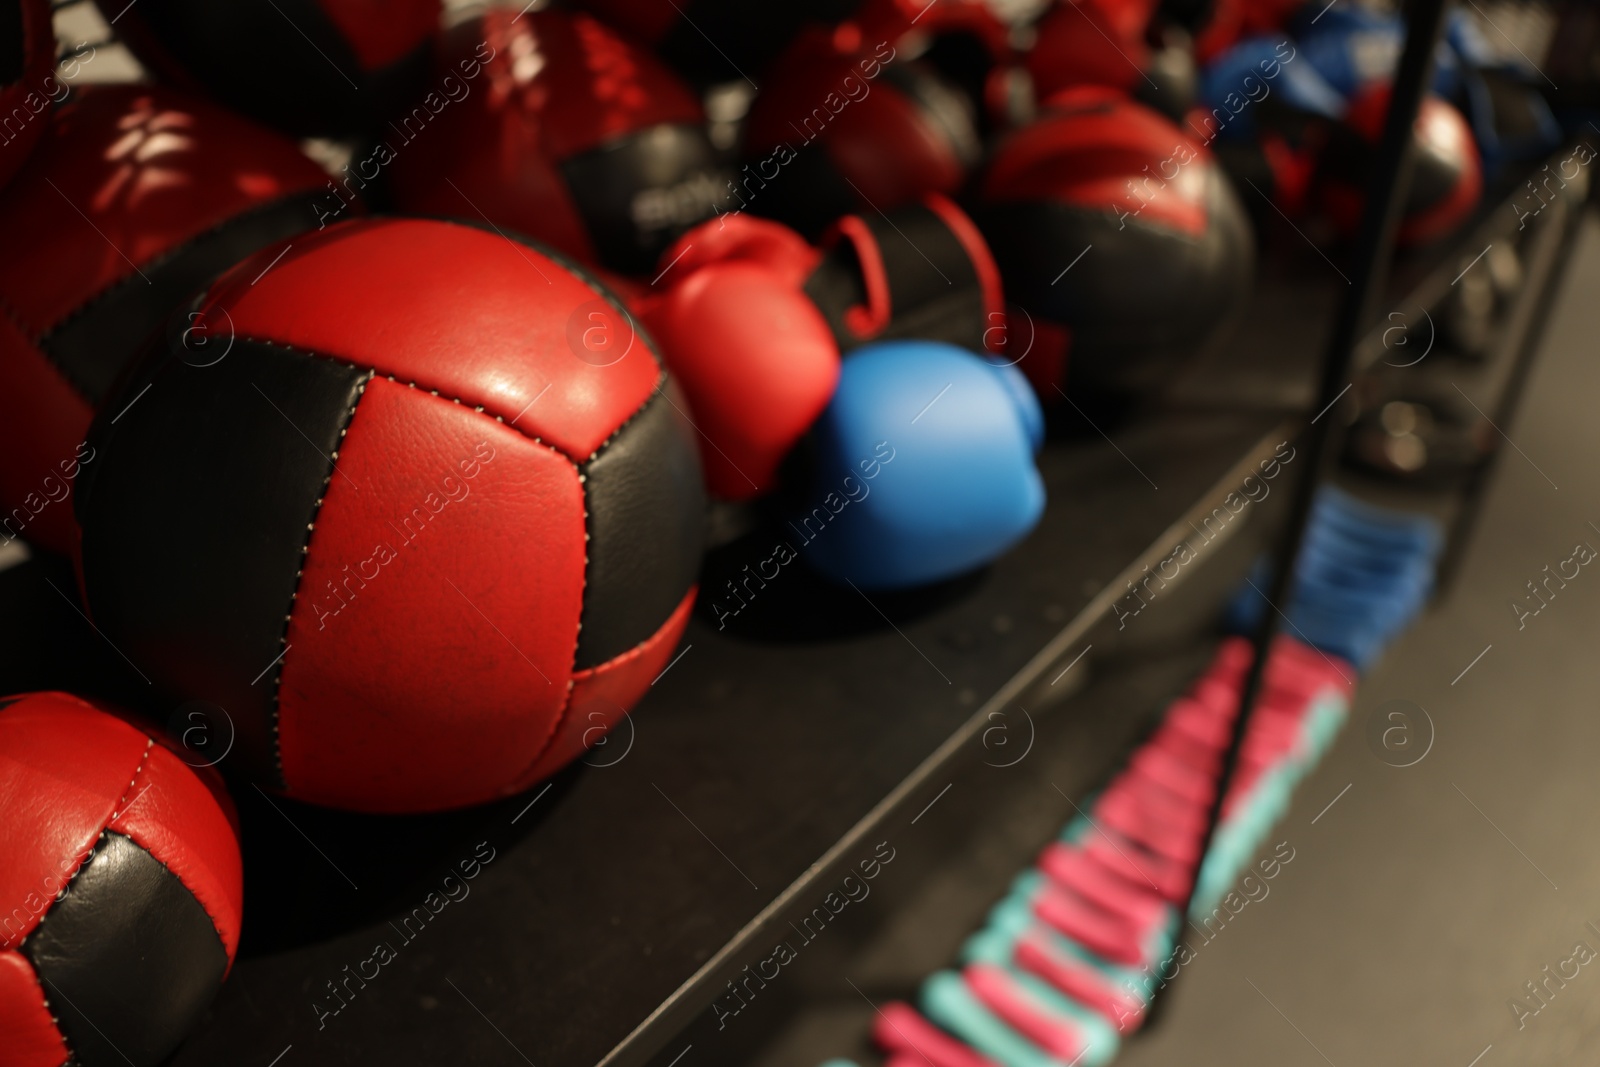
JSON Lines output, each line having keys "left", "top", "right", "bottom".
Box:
{"left": 318, "top": 0, "right": 440, "bottom": 70}
{"left": 0, "top": 85, "right": 328, "bottom": 340}
{"left": 202, "top": 218, "right": 661, "bottom": 462}
{"left": 508, "top": 585, "right": 695, "bottom": 791}
{"left": 0, "top": 693, "right": 149, "bottom": 949}
{"left": 0, "top": 311, "right": 91, "bottom": 555}
{"left": 0, "top": 949, "right": 68, "bottom": 1067}
{"left": 106, "top": 744, "right": 243, "bottom": 962}
{"left": 275, "top": 379, "right": 588, "bottom": 812}
{"left": 637, "top": 261, "right": 839, "bottom": 499}
{"left": 824, "top": 83, "right": 967, "bottom": 208}
{"left": 982, "top": 89, "right": 1210, "bottom": 238}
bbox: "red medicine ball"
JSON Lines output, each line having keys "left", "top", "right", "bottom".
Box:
{"left": 0, "top": 0, "right": 55, "bottom": 191}
{"left": 740, "top": 26, "right": 981, "bottom": 239}
{"left": 76, "top": 218, "right": 706, "bottom": 813}
{"left": 390, "top": 9, "right": 730, "bottom": 276}
{"left": 975, "top": 87, "right": 1254, "bottom": 398}
{"left": 1318, "top": 89, "right": 1482, "bottom": 248}
{"left": 0, "top": 84, "right": 333, "bottom": 558}
{"left": 0, "top": 691, "right": 242, "bottom": 1067}
{"left": 96, "top": 0, "right": 440, "bottom": 138}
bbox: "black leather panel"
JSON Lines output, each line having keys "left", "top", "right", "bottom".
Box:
{"left": 559, "top": 123, "right": 731, "bottom": 275}
{"left": 977, "top": 170, "right": 1253, "bottom": 393}
{"left": 803, "top": 200, "right": 989, "bottom": 353}
{"left": 77, "top": 340, "right": 372, "bottom": 786}
{"left": 119, "top": 0, "right": 423, "bottom": 137}
{"left": 22, "top": 831, "right": 227, "bottom": 1067}
{"left": 41, "top": 191, "right": 329, "bottom": 407}
{"left": 575, "top": 381, "right": 705, "bottom": 668}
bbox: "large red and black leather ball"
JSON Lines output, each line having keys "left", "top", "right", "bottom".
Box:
{"left": 0, "top": 0, "right": 55, "bottom": 191}
{"left": 740, "top": 29, "right": 981, "bottom": 239}
{"left": 75, "top": 218, "right": 706, "bottom": 814}
{"left": 389, "top": 9, "right": 730, "bottom": 276}
{"left": 1317, "top": 88, "right": 1482, "bottom": 248}
{"left": 94, "top": 0, "right": 439, "bottom": 139}
{"left": 0, "top": 691, "right": 242, "bottom": 1067}
{"left": 974, "top": 87, "right": 1254, "bottom": 398}
{"left": 0, "top": 84, "right": 334, "bottom": 558}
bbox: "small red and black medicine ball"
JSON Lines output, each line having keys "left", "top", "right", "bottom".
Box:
{"left": 76, "top": 218, "right": 706, "bottom": 813}
{"left": 975, "top": 87, "right": 1254, "bottom": 397}
{"left": 0, "top": 84, "right": 333, "bottom": 557}
{"left": 0, "top": 691, "right": 242, "bottom": 1067}
{"left": 389, "top": 9, "right": 730, "bottom": 276}
{"left": 1318, "top": 88, "right": 1482, "bottom": 248}
{"left": 0, "top": 0, "right": 55, "bottom": 191}
{"left": 740, "top": 26, "right": 982, "bottom": 239}
{"left": 96, "top": 0, "right": 439, "bottom": 138}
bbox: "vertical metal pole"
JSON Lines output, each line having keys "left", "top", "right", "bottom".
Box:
{"left": 1143, "top": 0, "right": 1455, "bottom": 1024}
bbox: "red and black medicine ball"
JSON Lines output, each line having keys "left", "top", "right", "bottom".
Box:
{"left": 0, "top": 0, "right": 55, "bottom": 191}
{"left": 95, "top": 0, "right": 439, "bottom": 138}
{"left": 76, "top": 218, "right": 706, "bottom": 813}
{"left": 740, "top": 26, "right": 982, "bottom": 239}
{"left": 0, "top": 84, "right": 333, "bottom": 558}
{"left": 389, "top": 9, "right": 730, "bottom": 276}
{"left": 975, "top": 87, "right": 1254, "bottom": 398}
{"left": 0, "top": 691, "right": 242, "bottom": 1067}
{"left": 1318, "top": 88, "right": 1482, "bottom": 248}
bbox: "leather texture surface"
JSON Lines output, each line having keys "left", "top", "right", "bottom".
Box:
{"left": 0, "top": 948, "right": 67, "bottom": 1067}
{"left": 637, "top": 259, "right": 840, "bottom": 500}
{"left": 22, "top": 831, "right": 229, "bottom": 1067}
{"left": 510, "top": 585, "right": 695, "bottom": 790}
{"left": 78, "top": 341, "right": 374, "bottom": 787}
{"left": 97, "top": 0, "right": 438, "bottom": 137}
{"left": 106, "top": 742, "right": 244, "bottom": 960}
{"left": 0, "top": 693, "right": 241, "bottom": 1067}
{"left": 275, "top": 378, "right": 587, "bottom": 812}
{"left": 0, "top": 693, "right": 148, "bottom": 950}
{"left": 198, "top": 218, "right": 662, "bottom": 462}
{"left": 576, "top": 384, "right": 705, "bottom": 668}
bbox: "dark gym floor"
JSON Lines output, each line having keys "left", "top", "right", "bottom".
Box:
{"left": 1112, "top": 212, "right": 1600, "bottom": 1066}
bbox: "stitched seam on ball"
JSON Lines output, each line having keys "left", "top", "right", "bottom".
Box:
{"left": 20, "top": 944, "right": 75, "bottom": 1065}
{"left": 108, "top": 738, "right": 155, "bottom": 823}
{"left": 0, "top": 289, "right": 98, "bottom": 403}
{"left": 35, "top": 190, "right": 327, "bottom": 352}
{"left": 229, "top": 336, "right": 581, "bottom": 460}
{"left": 21, "top": 826, "right": 118, "bottom": 1067}
{"left": 11, "top": 947, "right": 74, "bottom": 1062}
{"left": 266, "top": 358, "right": 375, "bottom": 787}
{"left": 515, "top": 376, "right": 670, "bottom": 779}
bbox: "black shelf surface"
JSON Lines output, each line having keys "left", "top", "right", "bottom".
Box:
{"left": 0, "top": 411, "right": 1300, "bottom": 1067}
